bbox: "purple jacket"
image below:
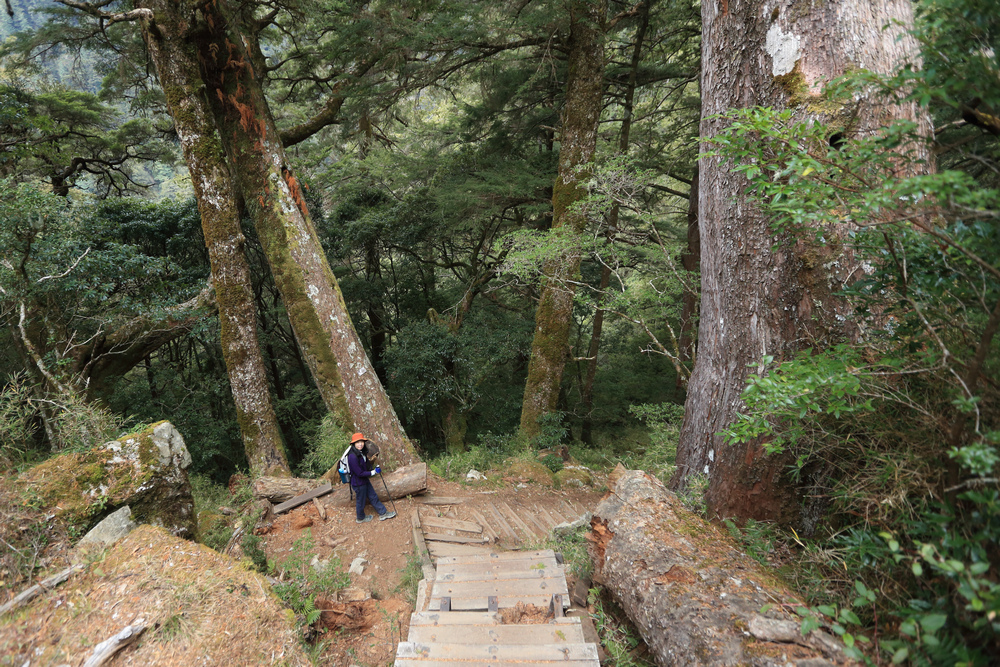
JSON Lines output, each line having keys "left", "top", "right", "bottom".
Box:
{"left": 347, "top": 446, "right": 373, "bottom": 487}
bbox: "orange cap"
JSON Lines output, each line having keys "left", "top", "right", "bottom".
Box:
{"left": 351, "top": 432, "right": 367, "bottom": 444}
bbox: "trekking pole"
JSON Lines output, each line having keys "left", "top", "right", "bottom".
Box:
{"left": 377, "top": 469, "right": 397, "bottom": 514}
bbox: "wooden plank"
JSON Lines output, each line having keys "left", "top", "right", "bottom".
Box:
{"left": 395, "top": 641, "right": 599, "bottom": 662}
{"left": 535, "top": 505, "right": 559, "bottom": 529}
{"left": 546, "top": 506, "right": 568, "bottom": 525}
{"left": 431, "top": 577, "right": 568, "bottom": 600}
{"left": 435, "top": 569, "right": 563, "bottom": 583}
{"left": 467, "top": 509, "right": 500, "bottom": 542}
{"left": 435, "top": 549, "right": 557, "bottom": 565}
{"left": 424, "top": 532, "right": 489, "bottom": 545}
{"left": 407, "top": 621, "right": 586, "bottom": 645}
{"left": 395, "top": 658, "right": 598, "bottom": 666}
{"left": 427, "top": 543, "right": 490, "bottom": 559}
{"left": 429, "top": 579, "right": 570, "bottom": 610}
{"left": 484, "top": 502, "right": 519, "bottom": 541}
{"left": 411, "top": 512, "right": 434, "bottom": 574}
{"left": 419, "top": 496, "right": 467, "bottom": 505}
{"left": 409, "top": 611, "right": 581, "bottom": 627}
{"left": 499, "top": 501, "right": 541, "bottom": 539}
{"left": 312, "top": 497, "right": 327, "bottom": 521}
{"left": 273, "top": 483, "right": 332, "bottom": 515}
{"left": 420, "top": 516, "right": 483, "bottom": 534}
{"left": 559, "top": 500, "right": 582, "bottom": 522}
{"left": 524, "top": 512, "right": 551, "bottom": 537}
{"left": 428, "top": 594, "right": 570, "bottom": 612}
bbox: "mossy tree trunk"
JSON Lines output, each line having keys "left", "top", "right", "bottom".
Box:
{"left": 580, "top": 0, "right": 649, "bottom": 444}
{"left": 193, "top": 0, "right": 417, "bottom": 467}
{"left": 673, "top": 0, "right": 928, "bottom": 523}
{"left": 519, "top": 0, "right": 606, "bottom": 442}
{"left": 137, "top": 0, "right": 290, "bottom": 477}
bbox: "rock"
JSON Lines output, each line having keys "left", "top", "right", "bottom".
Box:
{"left": 310, "top": 555, "right": 330, "bottom": 575}
{"left": 503, "top": 458, "right": 555, "bottom": 486}
{"left": 339, "top": 586, "right": 370, "bottom": 602}
{"left": 348, "top": 557, "right": 367, "bottom": 575}
{"left": 553, "top": 511, "right": 592, "bottom": 537}
{"left": 555, "top": 466, "right": 594, "bottom": 488}
{"left": 17, "top": 421, "right": 195, "bottom": 538}
{"left": 466, "top": 469, "right": 486, "bottom": 481}
{"left": 77, "top": 506, "right": 137, "bottom": 548}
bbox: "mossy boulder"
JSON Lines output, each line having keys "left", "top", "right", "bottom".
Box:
{"left": 18, "top": 421, "right": 195, "bottom": 538}
{"left": 503, "top": 458, "right": 556, "bottom": 486}
{"left": 555, "top": 465, "right": 595, "bottom": 488}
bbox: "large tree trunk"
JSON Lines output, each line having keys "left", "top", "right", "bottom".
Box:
{"left": 520, "top": 0, "right": 606, "bottom": 441}
{"left": 193, "top": 0, "right": 418, "bottom": 467}
{"left": 137, "top": 0, "right": 290, "bottom": 476}
{"left": 672, "top": 0, "right": 927, "bottom": 522}
{"left": 590, "top": 467, "right": 853, "bottom": 666}
{"left": 580, "top": 0, "right": 650, "bottom": 445}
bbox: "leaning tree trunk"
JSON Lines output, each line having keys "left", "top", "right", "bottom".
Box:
{"left": 672, "top": 0, "right": 927, "bottom": 522}
{"left": 137, "top": 0, "right": 290, "bottom": 476}
{"left": 520, "top": 0, "right": 606, "bottom": 441}
{"left": 194, "top": 0, "right": 418, "bottom": 467}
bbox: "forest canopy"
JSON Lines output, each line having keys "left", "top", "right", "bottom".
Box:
{"left": 0, "top": 0, "right": 998, "bottom": 662}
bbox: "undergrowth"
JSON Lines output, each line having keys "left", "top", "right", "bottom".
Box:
{"left": 269, "top": 530, "right": 349, "bottom": 627}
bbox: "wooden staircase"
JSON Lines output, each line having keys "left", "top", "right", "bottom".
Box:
{"left": 394, "top": 549, "right": 600, "bottom": 666}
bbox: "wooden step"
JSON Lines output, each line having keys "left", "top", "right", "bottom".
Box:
{"left": 437, "top": 557, "right": 560, "bottom": 577}
{"left": 408, "top": 611, "right": 582, "bottom": 627}
{"left": 420, "top": 515, "right": 483, "bottom": 534}
{"left": 407, "top": 620, "right": 585, "bottom": 645}
{"left": 436, "top": 568, "right": 564, "bottom": 583}
{"left": 435, "top": 549, "right": 557, "bottom": 565}
{"left": 426, "top": 543, "right": 490, "bottom": 559}
{"left": 395, "top": 641, "right": 599, "bottom": 665}
{"left": 423, "top": 532, "right": 489, "bottom": 544}
{"left": 498, "top": 501, "right": 541, "bottom": 539}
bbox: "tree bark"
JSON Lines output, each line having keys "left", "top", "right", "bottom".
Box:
{"left": 672, "top": 0, "right": 927, "bottom": 522}
{"left": 520, "top": 0, "right": 606, "bottom": 441}
{"left": 192, "top": 0, "right": 417, "bottom": 468}
{"left": 590, "top": 468, "right": 853, "bottom": 666}
{"left": 676, "top": 165, "right": 699, "bottom": 388}
{"left": 137, "top": 0, "right": 290, "bottom": 476}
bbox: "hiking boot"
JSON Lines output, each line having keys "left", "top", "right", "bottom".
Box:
{"left": 356, "top": 514, "right": 373, "bottom": 524}
{"left": 378, "top": 511, "right": 397, "bottom": 521}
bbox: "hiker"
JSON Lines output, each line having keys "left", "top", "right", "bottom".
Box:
{"left": 347, "top": 432, "right": 397, "bottom": 523}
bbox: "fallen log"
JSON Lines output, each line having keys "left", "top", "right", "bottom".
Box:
{"left": 589, "top": 467, "right": 855, "bottom": 666}
{"left": 254, "top": 463, "right": 427, "bottom": 505}
{"left": 81, "top": 620, "right": 147, "bottom": 667}
{"left": 0, "top": 564, "right": 83, "bottom": 616}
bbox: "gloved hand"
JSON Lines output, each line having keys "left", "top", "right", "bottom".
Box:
{"left": 374, "top": 466, "right": 381, "bottom": 475}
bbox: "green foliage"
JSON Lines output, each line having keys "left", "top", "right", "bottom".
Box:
{"left": 394, "top": 553, "right": 424, "bottom": 605}
{"left": 723, "top": 519, "right": 778, "bottom": 568}
{"left": 710, "top": 0, "right": 1000, "bottom": 661}
{"left": 589, "top": 587, "right": 653, "bottom": 667}
{"left": 297, "top": 414, "right": 352, "bottom": 479}
{"left": 540, "top": 453, "right": 564, "bottom": 473}
{"left": 269, "top": 530, "right": 349, "bottom": 626}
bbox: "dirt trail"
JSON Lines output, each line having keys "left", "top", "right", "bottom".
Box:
{"left": 262, "top": 472, "right": 603, "bottom": 665}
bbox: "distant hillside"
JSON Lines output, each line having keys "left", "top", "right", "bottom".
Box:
{"left": 0, "top": 0, "right": 49, "bottom": 41}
